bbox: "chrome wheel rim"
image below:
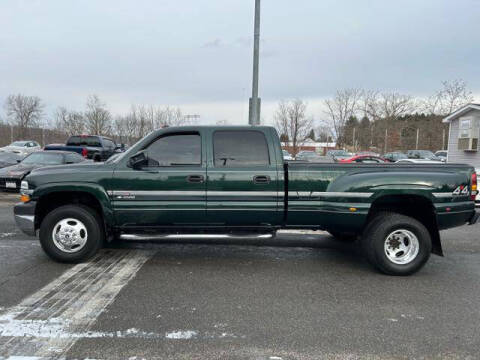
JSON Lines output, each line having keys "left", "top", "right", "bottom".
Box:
{"left": 384, "top": 229, "right": 419, "bottom": 265}
{"left": 52, "top": 218, "right": 88, "bottom": 253}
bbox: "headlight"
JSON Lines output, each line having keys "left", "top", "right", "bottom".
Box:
{"left": 20, "top": 181, "right": 29, "bottom": 190}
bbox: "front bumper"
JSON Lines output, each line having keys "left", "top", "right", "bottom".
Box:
{"left": 14, "top": 201, "right": 37, "bottom": 236}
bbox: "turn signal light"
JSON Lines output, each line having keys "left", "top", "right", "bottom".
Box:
{"left": 20, "top": 194, "right": 30, "bottom": 203}
{"left": 471, "top": 172, "right": 477, "bottom": 201}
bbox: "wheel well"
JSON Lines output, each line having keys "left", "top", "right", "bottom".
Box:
{"left": 35, "top": 191, "right": 105, "bottom": 234}
{"left": 367, "top": 194, "right": 443, "bottom": 256}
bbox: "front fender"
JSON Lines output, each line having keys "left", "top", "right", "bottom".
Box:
{"left": 33, "top": 182, "right": 114, "bottom": 227}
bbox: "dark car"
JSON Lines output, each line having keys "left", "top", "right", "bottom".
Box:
{"left": 295, "top": 151, "right": 334, "bottom": 163}
{"left": 407, "top": 150, "right": 442, "bottom": 162}
{"left": 0, "top": 151, "right": 86, "bottom": 191}
{"left": 45, "top": 135, "right": 124, "bottom": 162}
{"left": 0, "top": 152, "right": 25, "bottom": 168}
{"left": 383, "top": 152, "right": 408, "bottom": 162}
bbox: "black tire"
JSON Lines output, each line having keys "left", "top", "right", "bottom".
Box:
{"left": 39, "top": 205, "right": 104, "bottom": 263}
{"left": 327, "top": 231, "right": 357, "bottom": 242}
{"left": 361, "top": 212, "right": 432, "bottom": 276}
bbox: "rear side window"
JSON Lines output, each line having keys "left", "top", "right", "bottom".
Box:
{"left": 67, "top": 136, "right": 102, "bottom": 147}
{"left": 146, "top": 133, "right": 201, "bottom": 166}
{"left": 213, "top": 131, "right": 270, "bottom": 167}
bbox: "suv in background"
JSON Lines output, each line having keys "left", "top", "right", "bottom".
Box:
{"left": 407, "top": 150, "right": 442, "bottom": 162}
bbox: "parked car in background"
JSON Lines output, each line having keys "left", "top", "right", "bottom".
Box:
{"left": 327, "top": 149, "right": 350, "bottom": 161}
{"left": 295, "top": 151, "right": 333, "bottom": 162}
{"left": 339, "top": 155, "right": 387, "bottom": 164}
{"left": 435, "top": 150, "right": 448, "bottom": 162}
{"left": 0, "top": 151, "right": 86, "bottom": 191}
{"left": 396, "top": 158, "right": 444, "bottom": 164}
{"left": 44, "top": 135, "right": 123, "bottom": 162}
{"left": 407, "top": 150, "right": 442, "bottom": 161}
{"left": 0, "top": 141, "right": 41, "bottom": 155}
{"left": 0, "top": 152, "right": 25, "bottom": 168}
{"left": 383, "top": 152, "right": 408, "bottom": 162}
{"left": 282, "top": 150, "right": 293, "bottom": 161}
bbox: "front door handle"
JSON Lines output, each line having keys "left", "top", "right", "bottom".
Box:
{"left": 253, "top": 175, "right": 270, "bottom": 184}
{"left": 187, "top": 174, "right": 204, "bottom": 183}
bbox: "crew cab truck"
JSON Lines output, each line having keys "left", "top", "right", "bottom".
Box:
{"left": 14, "top": 126, "right": 478, "bottom": 275}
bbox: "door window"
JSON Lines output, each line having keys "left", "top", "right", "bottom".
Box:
{"left": 145, "top": 133, "right": 201, "bottom": 167}
{"left": 213, "top": 131, "right": 270, "bottom": 167}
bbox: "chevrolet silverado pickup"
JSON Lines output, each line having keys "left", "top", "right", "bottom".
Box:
{"left": 14, "top": 126, "right": 478, "bottom": 275}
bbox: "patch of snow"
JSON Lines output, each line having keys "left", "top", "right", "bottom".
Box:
{"left": 165, "top": 330, "right": 198, "bottom": 339}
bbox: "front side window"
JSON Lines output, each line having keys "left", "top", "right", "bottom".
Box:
{"left": 213, "top": 131, "right": 270, "bottom": 167}
{"left": 145, "top": 133, "right": 201, "bottom": 167}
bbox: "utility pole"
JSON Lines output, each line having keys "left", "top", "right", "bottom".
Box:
{"left": 384, "top": 128, "right": 388, "bottom": 153}
{"left": 352, "top": 127, "right": 356, "bottom": 152}
{"left": 248, "top": 0, "right": 261, "bottom": 125}
{"left": 416, "top": 128, "right": 419, "bottom": 150}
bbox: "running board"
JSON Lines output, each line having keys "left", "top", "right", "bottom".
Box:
{"left": 119, "top": 233, "right": 275, "bottom": 241}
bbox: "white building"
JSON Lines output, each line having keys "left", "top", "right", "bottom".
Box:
{"left": 443, "top": 103, "right": 480, "bottom": 168}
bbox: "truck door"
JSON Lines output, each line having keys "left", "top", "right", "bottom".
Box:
{"left": 206, "top": 129, "right": 282, "bottom": 226}
{"left": 111, "top": 131, "right": 207, "bottom": 227}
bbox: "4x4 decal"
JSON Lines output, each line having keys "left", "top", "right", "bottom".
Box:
{"left": 453, "top": 185, "right": 469, "bottom": 196}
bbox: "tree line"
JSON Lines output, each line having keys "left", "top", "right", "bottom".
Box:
{"left": 0, "top": 94, "right": 191, "bottom": 146}
{"left": 0, "top": 79, "right": 474, "bottom": 152}
{"left": 275, "top": 79, "right": 474, "bottom": 155}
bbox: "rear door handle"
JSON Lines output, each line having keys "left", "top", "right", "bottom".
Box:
{"left": 187, "top": 175, "right": 204, "bottom": 183}
{"left": 253, "top": 175, "right": 270, "bottom": 184}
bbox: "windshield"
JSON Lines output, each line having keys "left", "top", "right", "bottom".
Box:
{"left": 10, "top": 141, "right": 28, "bottom": 147}
{"left": 0, "top": 152, "right": 22, "bottom": 162}
{"left": 67, "top": 136, "right": 102, "bottom": 147}
{"left": 105, "top": 136, "right": 145, "bottom": 164}
{"left": 395, "top": 153, "right": 408, "bottom": 159}
{"left": 22, "top": 152, "right": 64, "bottom": 165}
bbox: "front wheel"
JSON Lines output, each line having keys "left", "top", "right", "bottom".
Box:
{"left": 39, "top": 205, "right": 103, "bottom": 263}
{"left": 361, "top": 212, "right": 432, "bottom": 276}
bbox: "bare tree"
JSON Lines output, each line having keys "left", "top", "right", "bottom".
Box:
{"left": 84, "top": 95, "right": 112, "bottom": 135}
{"left": 423, "top": 79, "right": 474, "bottom": 115}
{"left": 373, "top": 92, "right": 415, "bottom": 121}
{"left": 323, "top": 89, "right": 362, "bottom": 147}
{"left": 274, "top": 99, "right": 313, "bottom": 156}
{"left": 154, "top": 106, "right": 186, "bottom": 128}
{"left": 4, "top": 94, "right": 44, "bottom": 138}
{"left": 55, "top": 107, "right": 86, "bottom": 135}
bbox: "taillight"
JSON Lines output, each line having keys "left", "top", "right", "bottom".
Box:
{"left": 471, "top": 172, "right": 477, "bottom": 201}
{"left": 81, "top": 148, "right": 88, "bottom": 158}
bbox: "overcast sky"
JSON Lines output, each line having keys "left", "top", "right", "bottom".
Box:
{"left": 1, "top": 0, "right": 479, "bottom": 125}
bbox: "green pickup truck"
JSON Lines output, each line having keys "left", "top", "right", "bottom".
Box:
{"left": 14, "top": 126, "right": 478, "bottom": 275}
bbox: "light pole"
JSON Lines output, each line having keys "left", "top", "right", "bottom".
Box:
{"left": 248, "top": 0, "right": 261, "bottom": 125}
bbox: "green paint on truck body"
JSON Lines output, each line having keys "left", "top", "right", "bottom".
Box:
{"left": 23, "top": 126, "right": 476, "bottom": 235}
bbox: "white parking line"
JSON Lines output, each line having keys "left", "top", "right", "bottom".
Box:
{"left": 0, "top": 249, "right": 154, "bottom": 358}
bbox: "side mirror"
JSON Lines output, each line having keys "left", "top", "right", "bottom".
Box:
{"left": 17, "top": 160, "right": 21, "bottom": 163}
{"left": 128, "top": 151, "right": 148, "bottom": 169}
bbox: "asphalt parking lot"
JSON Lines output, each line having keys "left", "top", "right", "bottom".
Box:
{"left": 0, "top": 193, "right": 479, "bottom": 359}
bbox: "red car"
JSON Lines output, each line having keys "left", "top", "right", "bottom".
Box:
{"left": 338, "top": 155, "right": 387, "bottom": 163}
